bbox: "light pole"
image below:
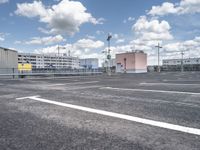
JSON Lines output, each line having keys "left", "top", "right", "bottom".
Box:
{"left": 57, "top": 45, "right": 66, "bottom": 69}
{"left": 107, "top": 33, "right": 112, "bottom": 75}
{"left": 180, "top": 49, "right": 188, "bottom": 72}
{"left": 155, "top": 43, "right": 162, "bottom": 72}
{"left": 164, "top": 49, "right": 188, "bottom": 72}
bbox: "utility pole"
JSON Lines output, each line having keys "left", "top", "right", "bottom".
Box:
{"left": 155, "top": 43, "right": 162, "bottom": 72}
{"left": 57, "top": 45, "right": 66, "bottom": 69}
{"left": 107, "top": 33, "right": 112, "bottom": 76}
{"left": 57, "top": 45, "right": 60, "bottom": 69}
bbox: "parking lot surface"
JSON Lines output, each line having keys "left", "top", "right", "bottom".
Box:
{"left": 0, "top": 72, "right": 200, "bottom": 150}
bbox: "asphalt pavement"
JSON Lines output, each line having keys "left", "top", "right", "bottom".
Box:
{"left": 0, "top": 72, "right": 200, "bottom": 150}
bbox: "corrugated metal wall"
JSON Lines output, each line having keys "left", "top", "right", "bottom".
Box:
{"left": 0, "top": 47, "right": 18, "bottom": 69}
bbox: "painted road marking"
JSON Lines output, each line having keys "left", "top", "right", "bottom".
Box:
{"left": 47, "top": 81, "right": 99, "bottom": 87}
{"left": 47, "top": 84, "right": 66, "bottom": 87}
{"left": 16, "top": 96, "right": 200, "bottom": 136}
{"left": 101, "top": 87, "right": 200, "bottom": 95}
{"left": 140, "top": 82, "right": 200, "bottom": 86}
{"left": 65, "top": 85, "right": 102, "bottom": 90}
{"left": 163, "top": 79, "right": 200, "bottom": 82}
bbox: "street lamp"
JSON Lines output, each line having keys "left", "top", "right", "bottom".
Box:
{"left": 155, "top": 43, "right": 162, "bottom": 72}
{"left": 107, "top": 33, "right": 112, "bottom": 75}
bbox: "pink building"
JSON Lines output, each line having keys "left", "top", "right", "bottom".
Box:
{"left": 116, "top": 51, "right": 147, "bottom": 73}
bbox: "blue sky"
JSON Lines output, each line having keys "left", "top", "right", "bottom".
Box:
{"left": 0, "top": 0, "right": 200, "bottom": 65}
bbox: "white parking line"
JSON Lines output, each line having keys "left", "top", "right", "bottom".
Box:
{"left": 100, "top": 87, "right": 200, "bottom": 95}
{"left": 47, "top": 81, "right": 99, "bottom": 87}
{"left": 16, "top": 95, "right": 200, "bottom": 136}
{"left": 65, "top": 81, "right": 99, "bottom": 85}
{"left": 140, "top": 82, "right": 200, "bottom": 86}
{"left": 47, "top": 84, "right": 66, "bottom": 87}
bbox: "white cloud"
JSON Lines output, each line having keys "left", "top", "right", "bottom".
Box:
{"left": 0, "top": 33, "right": 7, "bottom": 42}
{"left": 148, "top": 0, "right": 200, "bottom": 16}
{"left": 132, "top": 16, "right": 173, "bottom": 43}
{"left": 133, "top": 16, "right": 172, "bottom": 34}
{"left": 0, "top": 37, "right": 4, "bottom": 41}
{"left": 112, "top": 33, "right": 124, "bottom": 40}
{"left": 15, "top": 0, "right": 102, "bottom": 35}
{"left": 73, "top": 39, "right": 104, "bottom": 50}
{"left": 38, "top": 27, "right": 51, "bottom": 34}
{"left": 0, "top": 0, "right": 9, "bottom": 4}
{"left": 96, "top": 30, "right": 104, "bottom": 35}
{"left": 18, "top": 35, "right": 66, "bottom": 45}
{"left": 148, "top": 2, "right": 179, "bottom": 16}
{"left": 116, "top": 39, "right": 125, "bottom": 44}
{"left": 85, "top": 35, "right": 96, "bottom": 39}
{"left": 128, "top": 17, "right": 135, "bottom": 21}
{"left": 34, "top": 39, "right": 105, "bottom": 59}
{"left": 123, "top": 16, "right": 135, "bottom": 23}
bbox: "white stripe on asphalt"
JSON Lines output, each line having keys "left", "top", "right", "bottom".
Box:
{"left": 65, "top": 81, "right": 99, "bottom": 85}
{"left": 100, "top": 87, "right": 200, "bottom": 95}
{"left": 47, "top": 81, "right": 99, "bottom": 87}
{"left": 140, "top": 82, "right": 200, "bottom": 86}
{"left": 16, "top": 95, "right": 200, "bottom": 136}
{"left": 47, "top": 84, "right": 66, "bottom": 87}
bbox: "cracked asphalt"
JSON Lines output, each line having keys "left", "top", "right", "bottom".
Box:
{"left": 0, "top": 72, "right": 200, "bottom": 150}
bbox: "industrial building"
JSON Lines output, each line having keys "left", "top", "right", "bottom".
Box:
{"left": 162, "top": 58, "right": 200, "bottom": 72}
{"left": 0, "top": 47, "right": 18, "bottom": 74}
{"left": 116, "top": 51, "right": 147, "bottom": 73}
{"left": 80, "top": 58, "right": 98, "bottom": 69}
{"left": 18, "top": 53, "right": 80, "bottom": 69}
{"left": 163, "top": 58, "right": 200, "bottom": 65}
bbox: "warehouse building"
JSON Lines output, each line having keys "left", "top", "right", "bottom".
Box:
{"left": 0, "top": 47, "right": 18, "bottom": 74}
{"left": 116, "top": 51, "right": 147, "bottom": 73}
{"left": 163, "top": 58, "right": 200, "bottom": 65}
{"left": 80, "top": 58, "right": 99, "bottom": 69}
{"left": 18, "top": 53, "right": 80, "bottom": 69}
{"left": 162, "top": 58, "right": 200, "bottom": 71}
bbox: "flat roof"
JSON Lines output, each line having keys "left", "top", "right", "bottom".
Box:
{"left": 116, "top": 51, "right": 146, "bottom": 55}
{"left": 0, "top": 47, "right": 17, "bottom": 53}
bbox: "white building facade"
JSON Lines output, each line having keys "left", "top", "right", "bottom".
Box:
{"left": 163, "top": 58, "right": 200, "bottom": 66}
{"left": 18, "top": 53, "right": 80, "bottom": 69}
{"left": 80, "top": 58, "right": 99, "bottom": 69}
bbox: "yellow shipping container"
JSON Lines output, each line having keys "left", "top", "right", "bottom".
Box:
{"left": 18, "top": 64, "right": 32, "bottom": 71}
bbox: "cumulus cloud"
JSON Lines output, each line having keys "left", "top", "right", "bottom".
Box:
{"left": 164, "top": 36, "right": 200, "bottom": 57}
{"left": 0, "top": 33, "right": 7, "bottom": 42}
{"left": 148, "top": 0, "right": 200, "bottom": 16}
{"left": 132, "top": 16, "right": 173, "bottom": 45}
{"left": 34, "top": 39, "right": 105, "bottom": 59}
{"left": 0, "top": 37, "right": 4, "bottom": 41}
{"left": 123, "top": 16, "right": 135, "bottom": 23}
{"left": 85, "top": 35, "right": 96, "bottom": 39}
{"left": 0, "top": 0, "right": 9, "bottom": 4}
{"left": 96, "top": 30, "right": 104, "bottom": 35}
{"left": 26, "top": 35, "right": 65, "bottom": 45}
{"left": 16, "top": 35, "right": 66, "bottom": 45}
{"left": 74, "top": 39, "right": 104, "bottom": 50}
{"left": 116, "top": 39, "right": 125, "bottom": 44}
{"left": 15, "top": 0, "right": 103, "bottom": 35}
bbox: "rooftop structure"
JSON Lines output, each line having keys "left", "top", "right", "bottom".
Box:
{"left": 116, "top": 50, "right": 147, "bottom": 73}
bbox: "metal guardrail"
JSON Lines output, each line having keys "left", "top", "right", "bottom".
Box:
{"left": 0, "top": 68, "right": 103, "bottom": 78}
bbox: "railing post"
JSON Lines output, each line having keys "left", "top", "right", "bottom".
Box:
{"left": 12, "top": 68, "right": 15, "bottom": 79}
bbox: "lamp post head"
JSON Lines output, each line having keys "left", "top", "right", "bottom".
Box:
{"left": 107, "top": 34, "right": 112, "bottom": 41}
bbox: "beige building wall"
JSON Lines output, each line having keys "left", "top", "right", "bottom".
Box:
{"left": 116, "top": 51, "right": 147, "bottom": 73}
